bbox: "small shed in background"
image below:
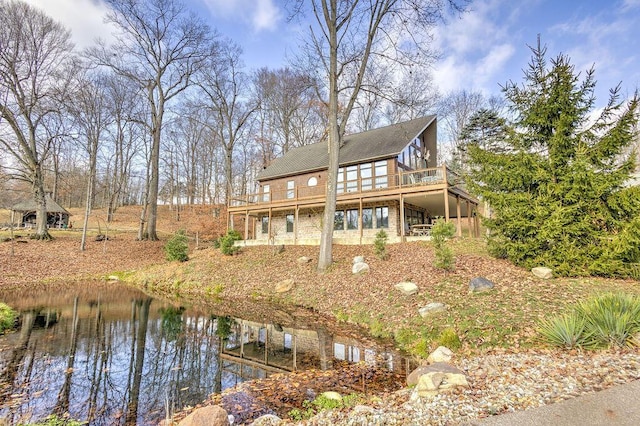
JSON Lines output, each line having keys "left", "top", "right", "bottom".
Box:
{"left": 11, "top": 194, "right": 70, "bottom": 228}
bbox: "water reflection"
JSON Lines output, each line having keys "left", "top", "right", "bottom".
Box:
{"left": 0, "top": 283, "right": 409, "bottom": 425}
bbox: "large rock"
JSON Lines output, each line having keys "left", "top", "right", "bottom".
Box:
{"left": 427, "top": 346, "right": 453, "bottom": 364}
{"left": 407, "top": 362, "right": 462, "bottom": 386}
{"left": 297, "top": 256, "right": 312, "bottom": 264}
{"left": 395, "top": 281, "right": 419, "bottom": 296}
{"left": 418, "top": 302, "right": 447, "bottom": 317}
{"left": 178, "top": 405, "right": 229, "bottom": 426}
{"left": 532, "top": 267, "right": 553, "bottom": 279}
{"left": 353, "top": 255, "right": 365, "bottom": 264}
{"left": 468, "top": 276, "right": 495, "bottom": 293}
{"left": 274, "top": 278, "right": 295, "bottom": 293}
{"left": 352, "top": 262, "right": 370, "bottom": 274}
{"left": 409, "top": 363, "right": 469, "bottom": 399}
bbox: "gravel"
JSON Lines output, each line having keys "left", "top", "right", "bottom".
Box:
{"left": 288, "top": 349, "right": 640, "bottom": 426}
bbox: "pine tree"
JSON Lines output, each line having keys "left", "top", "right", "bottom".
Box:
{"left": 467, "top": 41, "right": 640, "bottom": 277}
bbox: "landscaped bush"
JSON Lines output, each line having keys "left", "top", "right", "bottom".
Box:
{"left": 164, "top": 230, "right": 189, "bottom": 262}
{"left": 220, "top": 229, "right": 241, "bottom": 255}
{"left": 437, "top": 327, "right": 462, "bottom": 350}
{"left": 431, "top": 219, "right": 456, "bottom": 270}
{"left": 539, "top": 292, "right": 640, "bottom": 349}
{"left": 0, "top": 302, "right": 16, "bottom": 333}
{"left": 374, "top": 229, "right": 388, "bottom": 260}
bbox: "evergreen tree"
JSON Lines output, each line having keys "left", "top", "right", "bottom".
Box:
{"left": 455, "top": 108, "right": 509, "bottom": 174}
{"left": 467, "top": 41, "right": 640, "bottom": 277}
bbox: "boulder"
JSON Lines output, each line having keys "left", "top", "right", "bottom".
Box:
{"left": 407, "top": 362, "right": 463, "bottom": 386}
{"left": 353, "top": 255, "right": 365, "bottom": 264}
{"left": 468, "top": 276, "right": 495, "bottom": 293}
{"left": 532, "top": 267, "right": 553, "bottom": 279}
{"left": 178, "top": 405, "right": 229, "bottom": 426}
{"left": 395, "top": 281, "right": 419, "bottom": 296}
{"left": 418, "top": 302, "right": 447, "bottom": 317}
{"left": 297, "top": 256, "right": 312, "bottom": 264}
{"left": 352, "top": 262, "right": 370, "bottom": 274}
{"left": 410, "top": 363, "right": 469, "bottom": 399}
{"left": 274, "top": 278, "right": 295, "bottom": 293}
{"left": 427, "top": 346, "right": 453, "bottom": 364}
{"left": 250, "top": 414, "right": 282, "bottom": 425}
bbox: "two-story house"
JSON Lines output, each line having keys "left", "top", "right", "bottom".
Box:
{"left": 228, "top": 115, "right": 479, "bottom": 245}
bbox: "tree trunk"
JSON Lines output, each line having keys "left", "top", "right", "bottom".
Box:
{"left": 33, "top": 163, "right": 52, "bottom": 240}
{"left": 317, "top": 1, "right": 340, "bottom": 272}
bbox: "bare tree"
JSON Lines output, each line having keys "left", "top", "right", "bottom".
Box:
{"left": 0, "top": 0, "right": 78, "bottom": 239}
{"left": 68, "top": 71, "right": 114, "bottom": 250}
{"left": 197, "top": 40, "right": 259, "bottom": 204}
{"left": 87, "top": 0, "right": 214, "bottom": 240}
{"left": 294, "top": 0, "right": 464, "bottom": 271}
{"left": 438, "top": 89, "right": 504, "bottom": 165}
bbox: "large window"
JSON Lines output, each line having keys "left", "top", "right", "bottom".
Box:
{"left": 261, "top": 216, "right": 269, "bottom": 234}
{"left": 360, "top": 163, "right": 372, "bottom": 191}
{"left": 334, "top": 211, "right": 345, "bottom": 230}
{"left": 346, "top": 165, "right": 358, "bottom": 193}
{"left": 287, "top": 180, "right": 295, "bottom": 199}
{"left": 362, "top": 208, "right": 373, "bottom": 229}
{"left": 337, "top": 168, "right": 345, "bottom": 194}
{"left": 375, "top": 206, "right": 389, "bottom": 228}
{"left": 374, "top": 161, "right": 388, "bottom": 188}
{"left": 286, "top": 214, "right": 294, "bottom": 233}
{"left": 262, "top": 184, "right": 270, "bottom": 202}
{"left": 346, "top": 209, "right": 359, "bottom": 230}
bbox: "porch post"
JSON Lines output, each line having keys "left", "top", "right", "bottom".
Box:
{"left": 244, "top": 211, "right": 249, "bottom": 240}
{"left": 467, "top": 201, "right": 472, "bottom": 238}
{"left": 358, "top": 197, "right": 363, "bottom": 244}
{"left": 456, "top": 195, "right": 462, "bottom": 237}
{"left": 475, "top": 204, "right": 481, "bottom": 237}
{"left": 294, "top": 206, "right": 299, "bottom": 245}
{"left": 444, "top": 189, "right": 450, "bottom": 222}
{"left": 229, "top": 213, "right": 234, "bottom": 231}
{"left": 399, "top": 194, "right": 406, "bottom": 241}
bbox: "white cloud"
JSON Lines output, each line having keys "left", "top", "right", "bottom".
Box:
{"left": 431, "top": 0, "right": 518, "bottom": 95}
{"left": 201, "top": 0, "right": 282, "bottom": 32}
{"left": 26, "top": 0, "right": 114, "bottom": 50}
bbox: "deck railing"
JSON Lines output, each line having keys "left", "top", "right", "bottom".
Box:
{"left": 229, "top": 165, "right": 456, "bottom": 208}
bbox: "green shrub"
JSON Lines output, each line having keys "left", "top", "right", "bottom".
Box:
{"left": 164, "top": 230, "right": 189, "bottom": 262}
{"left": 374, "top": 229, "right": 388, "bottom": 260}
{"left": 431, "top": 219, "right": 456, "bottom": 270}
{"left": 24, "top": 415, "right": 84, "bottom": 426}
{"left": 539, "top": 292, "right": 640, "bottom": 349}
{"left": 577, "top": 292, "right": 640, "bottom": 348}
{"left": 437, "top": 327, "right": 462, "bottom": 349}
{"left": 220, "top": 229, "right": 241, "bottom": 255}
{"left": 0, "top": 303, "right": 16, "bottom": 333}
{"left": 539, "top": 312, "right": 591, "bottom": 349}
{"left": 287, "top": 393, "right": 362, "bottom": 421}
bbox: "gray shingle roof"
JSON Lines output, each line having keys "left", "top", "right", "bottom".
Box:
{"left": 11, "top": 193, "right": 70, "bottom": 214}
{"left": 257, "top": 115, "right": 436, "bottom": 181}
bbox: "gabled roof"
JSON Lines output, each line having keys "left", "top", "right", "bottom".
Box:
{"left": 11, "top": 193, "right": 70, "bottom": 214}
{"left": 257, "top": 115, "right": 436, "bottom": 181}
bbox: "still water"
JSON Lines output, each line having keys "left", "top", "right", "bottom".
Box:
{"left": 0, "top": 282, "right": 408, "bottom": 425}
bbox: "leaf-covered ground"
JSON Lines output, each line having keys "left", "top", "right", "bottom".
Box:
{"left": 2, "top": 205, "right": 639, "bottom": 424}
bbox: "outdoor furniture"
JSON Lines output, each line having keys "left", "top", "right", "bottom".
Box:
{"left": 410, "top": 224, "right": 433, "bottom": 236}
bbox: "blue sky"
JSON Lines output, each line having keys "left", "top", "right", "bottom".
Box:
{"left": 27, "top": 0, "right": 640, "bottom": 109}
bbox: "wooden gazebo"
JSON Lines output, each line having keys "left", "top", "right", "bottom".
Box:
{"left": 11, "top": 194, "right": 70, "bottom": 228}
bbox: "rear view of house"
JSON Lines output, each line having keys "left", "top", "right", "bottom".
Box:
{"left": 228, "top": 116, "right": 479, "bottom": 245}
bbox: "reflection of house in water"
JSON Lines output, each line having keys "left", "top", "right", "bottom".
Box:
{"left": 219, "top": 318, "right": 410, "bottom": 382}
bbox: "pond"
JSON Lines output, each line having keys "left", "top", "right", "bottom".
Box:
{"left": 0, "top": 282, "right": 410, "bottom": 425}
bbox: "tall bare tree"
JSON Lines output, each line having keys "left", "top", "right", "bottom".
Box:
{"left": 295, "top": 0, "right": 463, "bottom": 271}
{"left": 197, "top": 40, "right": 258, "bottom": 204}
{"left": 0, "top": 0, "right": 78, "bottom": 239}
{"left": 88, "top": 0, "right": 214, "bottom": 240}
{"left": 68, "top": 71, "right": 114, "bottom": 250}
